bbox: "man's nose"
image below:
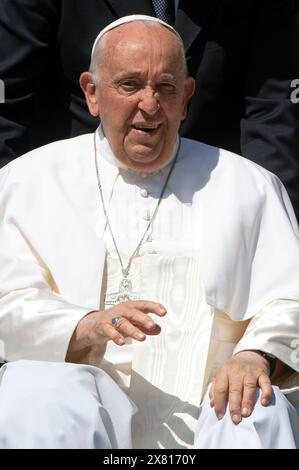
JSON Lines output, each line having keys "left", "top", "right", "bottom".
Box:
{"left": 138, "top": 88, "right": 160, "bottom": 115}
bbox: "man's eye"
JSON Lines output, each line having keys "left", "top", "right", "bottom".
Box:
{"left": 119, "top": 81, "right": 139, "bottom": 92}
{"left": 158, "top": 83, "right": 176, "bottom": 94}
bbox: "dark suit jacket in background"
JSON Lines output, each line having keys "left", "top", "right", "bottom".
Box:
{"left": 1, "top": 0, "right": 299, "bottom": 217}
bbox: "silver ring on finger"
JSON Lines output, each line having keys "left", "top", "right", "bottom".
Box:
{"left": 111, "top": 316, "right": 122, "bottom": 327}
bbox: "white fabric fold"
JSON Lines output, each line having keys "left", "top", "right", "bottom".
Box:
{"left": 194, "top": 386, "right": 299, "bottom": 449}
{"left": 0, "top": 360, "right": 135, "bottom": 449}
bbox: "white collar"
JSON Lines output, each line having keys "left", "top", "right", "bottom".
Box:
{"left": 96, "top": 125, "right": 179, "bottom": 176}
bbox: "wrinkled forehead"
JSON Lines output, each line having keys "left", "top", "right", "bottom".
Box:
{"left": 103, "top": 21, "right": 179, "bottom": 55}
{"left": 98, "top": 22, "right": 183, "bottom": 77}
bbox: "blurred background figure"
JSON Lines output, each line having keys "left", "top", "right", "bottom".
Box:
{"left": 0, "top": 0, "right": 299, "bottom": 218}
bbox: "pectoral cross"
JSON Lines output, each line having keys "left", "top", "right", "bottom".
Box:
{"left": 105, "top": 273, "right": 139, "bottom": 306}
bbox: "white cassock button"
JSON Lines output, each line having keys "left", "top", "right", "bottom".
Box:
{"left": 140, "top": 189, "right": 148, "bottom": 198}
{"left": 143, "top": 210, "right": 151, "bottom": 221}
{"left": 140, "top": 173, "right": 148, "bottom": 179}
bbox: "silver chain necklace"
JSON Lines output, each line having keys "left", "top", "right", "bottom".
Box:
{"left": 94, "top": 132, "right": 180, "bottom": 304}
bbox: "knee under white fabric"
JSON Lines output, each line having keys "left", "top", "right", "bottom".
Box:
{"left": 1, "top": 361, "right": 299, "bottom": 449}
{"left": 0, "top": 360, "right": 135, "bottom": 449}
{"left": 194, "top": 385, "right": 299, "bottom": 449}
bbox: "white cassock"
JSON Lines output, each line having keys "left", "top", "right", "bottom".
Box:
{"left": 0, "top": 126, "right": 299, "bottom": 449}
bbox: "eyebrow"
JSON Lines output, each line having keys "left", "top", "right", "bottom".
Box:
{"left": 113, "top": 72, "right": 176, "bottom": 82}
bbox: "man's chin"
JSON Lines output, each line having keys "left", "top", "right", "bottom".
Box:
{"left": 126, "top": 147, "right": 163, "bottom": 169}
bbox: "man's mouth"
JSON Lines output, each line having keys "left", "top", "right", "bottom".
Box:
{"left": 131, "top": 123, "right": 160, "bottom": 133}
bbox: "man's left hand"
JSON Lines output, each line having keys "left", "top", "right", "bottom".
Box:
{"left": 209, "top": 350, "right": 272, "bottom": 424}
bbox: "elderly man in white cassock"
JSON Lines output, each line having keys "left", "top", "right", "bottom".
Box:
{"left": 0, "top": 15, "right": 299, "bottom": 450}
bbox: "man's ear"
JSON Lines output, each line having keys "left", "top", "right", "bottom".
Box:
{"left": 181, "top": 76, "right": 196, "bottom": 121}
{"left": 80, "top": 72, "right": 100, "bottom": 117}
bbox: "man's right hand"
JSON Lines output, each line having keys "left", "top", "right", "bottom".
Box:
{"left": 67, "top": 300, "right": 166, "bottom": 354}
